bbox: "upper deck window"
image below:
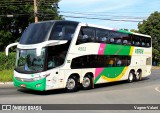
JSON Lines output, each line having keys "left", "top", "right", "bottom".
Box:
{"left": 19, "top": 22, "right": 53, "bottom": 44}
{"left": 49, "top": 22, "right": 78, "bottom": 41}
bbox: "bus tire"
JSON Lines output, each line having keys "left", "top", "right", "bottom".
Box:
{"left": 66, "top": 76, "right": 78, "bottom": 92}
{"left": 128, "top": 72, "right": 134, "bottom": 83}
{"left": 136, "top": 70, "right": 142, "bottom": 81}
{"left": 82, "top": 75, "right": 92, "bottom": 90}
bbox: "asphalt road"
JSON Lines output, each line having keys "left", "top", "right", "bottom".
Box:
{"left": 0, "top": 70, "right": 160, "bottom": 113}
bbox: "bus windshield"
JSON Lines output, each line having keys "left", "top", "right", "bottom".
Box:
{"left": 19, "top": 21, "right": 78, "bottom": 45}
{"left": 19, "top": 22, "right": 53, "bottom": 44}
{"left": 15, "top": 48, "right": 46, "bottom": 73}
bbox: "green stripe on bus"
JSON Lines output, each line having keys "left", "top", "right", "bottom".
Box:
{"left": 101, "top": 67, "right": 125, "bottom": 78}
{"left": 13, "top": 77, "right": 46, "bottom": 91}
{"left": 104, "top": 44, "right": 131, "bottom": 55}
{"left": 117, "top": 30, "right": 133, "bottom": 34}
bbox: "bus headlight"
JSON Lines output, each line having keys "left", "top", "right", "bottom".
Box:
{"left": 33, "top": 77, "right": 42, "bottom": 81}
{"left": 33, "top": 74, "right": 50, "bottom": 81}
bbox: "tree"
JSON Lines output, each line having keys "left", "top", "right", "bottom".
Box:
{"left": 138, "top": 11, "right": 160, "bottom": 65}
{"left": 0, "top": 0, "right": 63, "bottom": 51}
{"left": 130, "top": 29, "right": 139, "bottom": 33}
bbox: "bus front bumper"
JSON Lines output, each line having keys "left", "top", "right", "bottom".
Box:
{"left": 13, "top": 77, "right": 46, "bottom": 91}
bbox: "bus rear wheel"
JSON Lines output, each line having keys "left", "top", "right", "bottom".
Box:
{"left": 136, "top": 71, "right": 142, "bottom": 81}
{"left": 128, "top": 72, "right": 134, "bottom": 83}
{"left": 82, "top": 75, "right": 92, "bottom": 90}
{"left": 66, "top": 76, "right": 78, "bottom": 92}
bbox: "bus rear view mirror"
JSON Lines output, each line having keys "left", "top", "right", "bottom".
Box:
{"left": 5, "top": 42, "right": 18, "bottom": 56}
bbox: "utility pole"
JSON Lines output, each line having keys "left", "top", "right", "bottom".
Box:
{"left": 34, "top": 0, "right": 38, "bottom": 22}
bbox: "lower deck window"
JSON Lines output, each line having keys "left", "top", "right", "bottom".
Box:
{"left": 71, "top": 55, "right": 131, "bottom": 69}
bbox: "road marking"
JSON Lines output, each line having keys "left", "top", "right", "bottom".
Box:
{"left": 155, "top": 87, "right": 160, "bottom": 93}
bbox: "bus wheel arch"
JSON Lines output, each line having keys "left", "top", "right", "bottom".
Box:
{"left": 136, "top": 69, "right": 142, "bottom": 81}
{"left": 66, "top": 73, "right": 80, "bottom": 92}
{"left": 82, "top": 72, "right": 94, "bottom": 90}
{"left": 128, "top": 69, "right": 135, "bottom": 83}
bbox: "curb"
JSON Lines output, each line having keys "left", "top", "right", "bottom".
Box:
{"left": 0, "top": 82, "right": 13, "bottom": 85}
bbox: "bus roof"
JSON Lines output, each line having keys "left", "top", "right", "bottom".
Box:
{"left": 35, "top": 20, "right": 151, "bottom": 38}
{"left": 36, "top": 20, "right": 79, "bottom": 25}
{"left": 80, "top": 22, "right": 151, "bottom": 38}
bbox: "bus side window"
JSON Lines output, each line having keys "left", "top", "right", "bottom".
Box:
{"left": 116, "top": 39, "right": 122, "bottom": 44}
{"left": 76, "top": 27, "right": 95, "bottom": 44}
{"left": 96, "top": 29, "right": 109, "bottom": 43}
{"left": 109, "top": 38, "right": 115, "bottom": 44}
{"left": 141, "top": 38, "right": 146, "bottom": 47}
{"left": 121, "top": 33, "right": 130, "bottom": 45}
{"left": 146, "top": 38, "right": 151, "bottom": 47}
{"left": 132, "top": 35, "right": 141, "bottom": 47}
{"left": 63, "top": 26, "right": 75, "bottom": 40}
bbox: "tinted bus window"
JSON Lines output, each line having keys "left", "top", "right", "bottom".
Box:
{"left": 146, "top": 38, "right": 151, "bottom": 47}
{"left": 140, "top": 37, "right": 146, "bottom": 47}
{"left": 49, "top": 22, "right": 78, "bottom": 41}
{"left": 132, "top": 35, "right": 141, "bottom": 47}
{"left": 131, "top": 34, "right": 151, "bottom": 47}
{"left": 71, "top": 55, "right": 131, "bottom": 69}
{"left": 96, "top": 29, "right": 109, "bottom": 43}
{"left": 20, "top": 22, "right": 53, "bottom": 44}
{"left": 76, "top": 27, "right": 95, "bottom": 44}
{"left": 108, "top": 31, "right": 129, "bottom": 45}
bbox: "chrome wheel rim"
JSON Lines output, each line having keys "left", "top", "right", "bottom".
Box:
{"left": 66, "top": 78, "right": 75, "bottom": 90}
{"left": 82, "top": 77, "right": 90, "bottom": 88}
{"left": 136, "top": 72, "right": 140, "bottom": 80}
{"left": 129, "top": 73, "right": 133, "bottom": 81}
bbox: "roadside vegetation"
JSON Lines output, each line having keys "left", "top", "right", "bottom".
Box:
{"left": 0, "top": 52, "right": 15, "bottom": 82}
{"left": 0, "top": 69, "right": 13, "bottom": 82}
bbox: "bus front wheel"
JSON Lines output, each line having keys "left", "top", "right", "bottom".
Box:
{"left": 66, "top": 76, "right": 78, "bottom": 92}
{"left": 82, "top": 75, "right": 93, "bottom": 90}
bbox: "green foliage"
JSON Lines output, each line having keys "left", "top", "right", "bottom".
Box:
{"left": 0, "top": 0, "right": 63, "bottom": 51}
{"left": 0, "top": 69, "right": 13, "bottom": 82}
{"left": 138, "top": 11, "right": 160, "bottom": 64}
{"left": 130, "top": 29, "right": 139, "bottom": 33}
{"left": 0, "top": 52, "right": 15, "bottom": 82}
{"left": 152, "top": 48, "right": 160, "bottom": 65}
{"left": 0, "top": 52, "right": 16, "bottom": 71}
{"left": 138, "top": 11, "right": 160, "bottom": 50}
{"left": 0, "top": 31, "right": 13, "bottom": 51}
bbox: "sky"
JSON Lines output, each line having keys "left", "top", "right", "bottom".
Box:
{"left": 59, "top": 0, "right": 160, "bottom": 30}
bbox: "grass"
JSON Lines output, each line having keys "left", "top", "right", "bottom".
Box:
{"left": 0, "top": 69, "right": 13, "bottom": 82}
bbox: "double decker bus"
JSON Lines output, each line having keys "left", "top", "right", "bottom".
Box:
{"left": 6, "top": 20, "right": 152, "bottom": 92}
